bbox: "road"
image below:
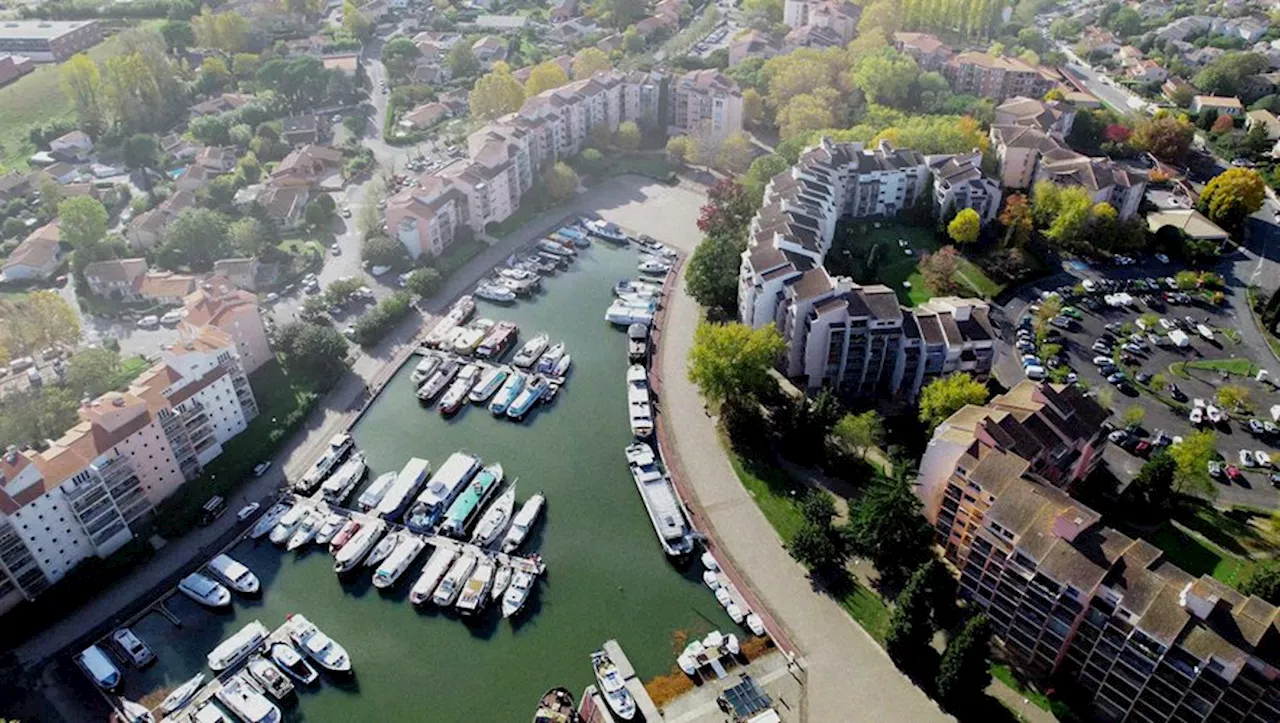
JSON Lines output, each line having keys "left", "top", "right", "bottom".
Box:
{"left": 1057, "top": 45, "right": 1147, "bottom": 117}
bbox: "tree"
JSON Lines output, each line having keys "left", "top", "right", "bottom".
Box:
{"left": 1168, "top": 430, "right": 1219, "bottom": 499}
{"left": 1217, "top": 384, "right": 1252, "bottom": 413}
{"left": 227, "top": 217, "right": 271, "bottom": 257}
{"left": 159, "top": 19, "right": 194, "bottom": 54}
{"left": 936, "top": 615, "right": 992, "bottom": 709}
{"left": 361, "top": 234, "right": 410, "bottom": 269}
{"left": 122, "top": 133, "right": 160, "bottom": 178}
{"left": 1241, "top": 564, "right": 1280, "bottom": 605}
{"left": 833, "top": 410, "right": 884, "bottom": 458}
{"left": 947, "top": 208, "right": 981, "bottom": 245}
{"left": 716, "top": 131, "right": 754, "bottom": 174}
{"left": 572, "top": 48, "right": 611, "bottom": 79}
{"left": 275, "top": 321, "right": 348, "bottom": 382}
{"left": 616, "top": 120, "right": 641, "bottom": 151}
{"left": 919, "top": 245, "right": 961, "bottom": 294}
{"left": 697, "top": 179, "right": 756, "bottom": 241}
{"left": 199, "top": 56, "right": 232, "bottom": 91}
{"left": 684, "top": 234, "right": 742, "bottom": 316}
{"left": 304, "top": 199, "right": 333, "bottom": 229}
{"left": 777, "top": 91, "right": 837, "bottom": 141}
{"left": 1193, "top": 52, "right": 1269, "bottom": 98}
{"left": 543, "top": 162, "right": 579, "bottom": 204}
{"left": 851, "top": 50, "right": 920, "bottom": 109}
{"left": 742, "top": 0, "right": 782, "bottom": 25}
{"left": 57, "top": 197, "right": 108, "bottom": 249}
{"left": 789, "top": 491, "right": 848, "bottom": 571}
{"left": 1130, "top": 112, "right": 1195, "bottom": 163}
{"left": 687, "top": 322, "right": 785, "bottom": 405}
{"left": 848, "top": 474, "right": 933, "bottom": 588}
{"left": 857, "top": 0, "right": 901, "bottom": 39}
{"left": 622, "top": 26, "right": 645, "bottom": 53}
{"left": 343, "top": 115, "right": 365, "bottom": 138}
{"left": 59, "top": 54, "right": 104, "bottom": 137}
{"left": 405, "top": 267, "right": 442, "bottom": 297}
{"left": 919, "top": 372, "right": 988, "bottom": 429}
{"left": 0, "top": 291, "right": 81, "bottom": 358}
{"left": 155, "top": 208, "right": 230, "bottom": 271}
{"left": 1122, "top": 451, "right": 1177, "bottom": 517}
{"left": 666, "top": 135, "right": 695, "bottom": 165}
{"left": 381, "top": 37, "right": 421, "bottom": 81}
{"left": 341, "top": 0, "right": 372, "bottom": 39}
{"left": 1198, "top": 167, "right": 1266, "bottom": 229}
{"left": 447, "top": 42, "right": 480, "bottom": 79}
{"left": 525, "top": 60, "right": 570, "bottom": 96}
{"left": 470, "top": 67, "right": 526, "bottom": 120}
{"left": 743, "top": 153, "right": 789, "bottom": 204}
{"left": 884, "top": 562, "right": 934, "bottom": 666}
{"left": 1121, "top": 405, "right": 1146, "bottom": 428}
{"left": 1210, "top": 114, "right": 1235, "bottom": 134}
{"left": 63, "top": 348, "right": 125, "bottom": 398}
{"left": 999, "top": 193, "right": 1033, "bottom": 247}
{"left": 593, "top": 0, "right": 648, "bottom": 29}
{"left": 191, "top": 9, "right": 250, "bottom": 52}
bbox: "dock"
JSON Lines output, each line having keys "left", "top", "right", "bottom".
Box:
{"left": 576, "top": 639, "right": 661, "bottom": 723}
{"left": 157, "top": 619, "right": 296, "bottom": 722}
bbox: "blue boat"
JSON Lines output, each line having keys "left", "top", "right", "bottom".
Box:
{"left": 403, "top": 451, "right": 483, "bottom": 533}
{"left": 506, "top": 376, "right": 549, "bottom": 421}
{"left": 489, "top": 372, "right": 527, "bottom": 415}
{"left": 438, "top": 463, "right": 504, "bottom": 538}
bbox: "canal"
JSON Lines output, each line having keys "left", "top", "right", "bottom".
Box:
{"left": 122, "top": 238, "right": 731, "bottom": 721}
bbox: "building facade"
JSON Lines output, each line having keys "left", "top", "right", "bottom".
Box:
{"left": 927, "top": 151, "right": 1003, "bottom": 224}
{"left": 944, "top": 52, "right": 1055, "bottom": 101}
{"left": 668, "top": 69, "right": 744, "bottom": 142}
{"left": 0, "top": 20, "right": 102, "bottom": 62}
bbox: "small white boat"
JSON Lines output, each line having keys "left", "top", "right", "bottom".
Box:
{"left": 364, "top": 530, "right": 402, "bottom": 568}
{"left": 178, "top": 572, "right": 232, "bottom": 609}
{"left": 551, "top": 355, "right": 571, "bottom": 378}
{"left": 501, "top": 569, "right": 535, "bottom": 618}
{"left": 470, "top": 486, "right": 517, "bottom": 547}
{"left": 215, "top": 673, "right": 281, "bottom": 723}
{"left": 269, "top": 642, "right": 318, "bottom": 685}
{"left": 637, "top": 258, "right": 671, "bottom": 276}
{"left": 373, "top": 534, "right": 425, "bottom": 589}
{"left": 417, "top": 359, "right": 460, "bottom": 403}
{"left": 409, "top": 546, "right": 458, "bottom": 605}
{"left": 535, "top": 342, "right": 566, "bottom": 374}
{"left": 296, "top": 434, "right": 353, "bottom": 494}
{"left": 433, "top": 553, "right": 477, "bottom": 606}
{"left": 160, "top": 673, "right": 205, "bottom": 713}
{"left": 333, "top": 520, "right": 386, "bottom": 574}
{"left": 207, "top": 620, "right": 269, "bottom": 671}
{"left": 626, "top": 365, "right": 653, "bottom": 439}
{"left": 605, "top": 301, "right": 654, "bottom": 326}
{"left": 439, "top": 364, "right": 481, "bottom": 414}
{"left": 475, "top": 282, "right": 517, "bottom": 304}
{"left": 118, "top": 698, "right": 154, "bottom": 723}
{"left": 585, "top": 218, "right": 629, "bottom": 243}
{"left": 247, "top": 656, "right": 294, "bottom": 700}
{"left": 702, "top": 570, "right": 719, "bottom": 590}
{"left": 592, "top": 650, "right": 637, "bottom": 720}
{"left": 746, "top": 613, "right": 766, "bottom": 637}
{"left": 455, "top": 556, "right": 495, "bottom": 615}
{"left": 190, "top": 701, "right": 230, "bottom": 723}
{"left": 112, "top": 627, "right": 156, "bottom": 668}
{"left": 537, "top": 238, "right": 575, "bottom": 257}
{"left": 506, "top": 376, "right": 548, "bottom": 420}
{"left": 250, "top": 503, "right": 290, "bottom": 540}
{"left": 501, "top": 492, "right": 545, "bottom": 553}
{"left": 410, "top": 354, "right": 442, "bottom": 386}
{"left": 513, "top": 333, "right": 550, "bottom": 368}
{"left": 715, "top": 587, "right": 732, "bottom": 607}
{"left": 677, "top": 649, "right": 698, "bottom": 675}
{"left": 207, "top": 553, "right": 260, "bottom": 594}
{"left": 286, "top": 613, "right": 351, "bottom": 673}
{"left": 701, "top": 552, "right": 720, "bottom": 572}
{"left": 726, "top": 603, "right": 745, "bottom": 624}
{"left": 357, "top": 471, "right": 398, "bottom": 511}
{"left": 469, "top": 366, "right": 508, "bottom": 403}
{"left": 286, "top": 510, "right": 323, "bottom": 551}
{"left": 269, "top": 505, "right": 307, "bottom": 546}
{"left": 329, "top": 519, "right": 362, "bottom": 553}
{"left": 726, "top": 633, "right": 740, "bottom": 655}
{"left": 314, "top": 513, "right": 345, "bottom": 546}
{"left": 614, "top": 279, "right": 661, "bottom": 298}
{"left": 236, "top": 502, "right": 260, "bottom": 522}
{"left": 491, "top": 563, "right": 513, "bottom": 600}
{"left": 320, "top": 451, "right": 367, "bottom": 505}
{"left": 642, "top": 242, "right": 678, "bottom": 261}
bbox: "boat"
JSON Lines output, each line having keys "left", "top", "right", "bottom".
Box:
{"left": 439, "top": 364, "right": 482, "bottom": 414}
{"left": 417, "top": 359, "right": 460, "bottom": 403}
{"left": 535, "top": 342, "right": 566, "bottom": 374}
{"left": 206, "top": 620, "right": 269, "bottom": 672}
{"left": 513, "top": 333, "right": 550, "bottom": 368}
{"left": 501, "top": 492, "right": 545, "bottom": 553}
{"left": 499, "top": 265, "right": 542, "bottom": 283}
{"left": 215, "top": 673, "right": 281, "bottom": 723}
{"left": 605, "top": 301, "right": 654, "bottom": 326}
{"left": 375, "top": 457, "right": 432, "bottom": 521}
{"left": 160, "top": 673, "right": 205, "bottom": 714}
{"left": 249, "top": 503, "right": 290, "bottom": 540}
{"left": 701, "top": 551, "right": 720, "bottom": 572}
{"left": 702, "top": 570, "right": 719, "bottom": 589}
{"left": 471, "top": 485, "right": 516, "bottom": 547}
{"left": 456, "top": 556, "right": 495, "bottom": 615}
{"left": 537, "top": 238, "right": 575, "bottom": 257}
{"left": 626, "top": 365, "right": 653, "bottom": 438}
{"left": 328, "top": 519, "right": 362, "bottom": 553}
{"left": 453, "top": 319, "right": 495, "bottom": 355}
{"left": 726, "top": 603, "right": 745, "bottom": 624}
{"left": 726, "top": 633, "right": 740, "bottom": 655}
{"left": 373, "top": 533, "right": 425, "bottom": 589}
{"left": 491, "top": 563, "right": 513, "bottom": 600}
{"left": 501, "top": 569, "right": 535, "bottom": 618}
{"left": 246, "top": 656, "right": 294, "bottom": 700}
{"left": 320, "top": 451, "right": 367, "bottom": 505}
{"left": 364, "top": 530, "right": 402, "bottom": 568}
{"left": 585, "top": 219, "right": 629, "bottom": 244}
{"left": 269, "top": 642, "right": 318, "bottom": 685}
{"left": 314, "top": 513, "right": 345, "bottom": 546}
{"left": 677, "top": 641, "right": 700, "bottom": 675}
{"left": 356, "top": 471, "right": 398, "bottom": 511}
{"left": 433, "top": 553, "right": 477, "bottom": 606}
{"left": 207, "top": 554, "right": 260, "bottom": 595}
{"left": 409, "top": 354, "right": 442, "bottom": 386}
{"left": 296, "top": 434, "right": 353, "bottom": 494}
{"left": 285, "top": 613, "right": 351, "bottom": 673}
{"left": 591, "top": 649, "right": 637, "bottom": 720}
{"left": 552, "top": 355, "right": 571, "bottom": 378}
{"left": 627, "top": 323, "right": 649, "bottom": 363}
{"left": 118, "top": 697, "right": 154, "bottom": 723}
{"left": 269, "top": 504, "right": 308, "bottom": 545}
{"left": 506, "top": 376, "right": 549, "bottom": 420}
{"left": 715, "top": 587, "right": 732, "bottom": 608}
{"left": 489, "top": 371, "right": 528, "bottom": 415}
{"left": 498, "top": 275, "right": 539, "bottom": 296}
{"left": 409, "top": 545, "right": 458, "bottom": 605}
{"left": 333, "top": 520, "right": 386, "bottom": 573}
{"left": 533, "top": 687, "right": 579, "bottom": 723}
{"left": 746, "top": 613, "right": 766, "bottom": 637}
{"left": 476, "top": 321, "right": 518, "bottom": 360}
{"left": 614, "top": 279, "right": 661, "bottom": 298}
{"left": 179, "top": 572, "right": 232, "bottom": 608}
{"left": 286, "top": 509, "right": 323, "bottom": 551}
{"left": 642, "top": 242, "right": 678, "bottom": 261}
{"left": 638, "top": 258, "right": 671, "bottom": 276}
{"left": 112, "top": 627, "right": 156, "bottom": 668}
{"left": 521, "top": 254, "right": 557, "bottom": 273}
{"left": 404, "top": 451, "right": 483, "bottom": 533}
{"left": 469, "top": 366, "right": 508, "bottom": 403}
{"left": 439, "top": 463, "right": 504, "bottom": 538}
{"left": 190, "top": 701, "right": 231, "bottom": 723}
{"left": 624, "top": 443, "right": 694, "bottom": 557}
{"left": 475, "top": 282, "right": 517, "bottom": 304}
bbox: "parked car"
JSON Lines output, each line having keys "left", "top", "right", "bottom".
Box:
{"left": 252, "top": 461, "right": 271, "bottom": 477}
{"left": 137, "top": 315, "right": 160, "bottom": 329}
{"left": 1249, "top": 419, "right": 1267, "bottom": 435}
{"left": 1240, "top": 450, "right": 1256, "bottom": 467}
{"left": 1208, "top": 460, "right": 1223, "bottom": 478}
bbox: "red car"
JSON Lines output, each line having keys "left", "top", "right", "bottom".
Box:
{"left": 53, "top": 275, "right": 67, "bottom": 287}
{"left": 1225, "top": 465, "right": 1242, "bottom": 481}
{"left": 1134, "top": 441, "right": 1151, "bottom": 456}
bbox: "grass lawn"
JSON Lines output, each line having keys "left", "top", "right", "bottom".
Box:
{"left": 487, "top": 205, "right": 540, "bottom": 238}
{"left": 119, "top": 354, "right": 149, "bottom": 382}
{"left": 826, "top": 221, "right": 1002, "bottom": 306}
{"left": 991, "top": 664, "right": 1079, "bottom": 719}
{"left": 1146, "top": 522, "right": 1255, "bottom": 588}
{"left": 433, "top": 235, "right": 487, "bottom": 276}
{"left": 1181, "top": 358, "right": 1258, "bottom": 377}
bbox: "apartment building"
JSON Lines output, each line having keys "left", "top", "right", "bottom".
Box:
{"left": 0, "top": 20, "right": 102, "bottom": 62}
{"left": 944, "top": 52, "right": 1055, "bottom": 101}
{"left": 993, "top": 97, "right": 1076, "bottom": 138}
{"left": 926, "top": 151, "right": 1003, "bottom": 224}
{"left": 386, "top": 175, "right": 468, "bottom": 260}
{"left": 1036, "top": 155, "right": 1147, "bottom": 221}
{"left": 180, "top": 282, "right": 274, "bottom": 374}
{"left": 892, "top": 32, "right": 952, "bottom": 70}
{"left": 782, "top": 0, "right": 859, "bottom": 42}
{"left": 669, "top": 69, "right": 745, "bottom": 142}
{"left": 0, "top": 329, "right": 258, "bottom": 615}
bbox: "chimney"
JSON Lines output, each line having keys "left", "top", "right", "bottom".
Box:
{"left": 4, "top": 445, "right": 17, "bottom": 463}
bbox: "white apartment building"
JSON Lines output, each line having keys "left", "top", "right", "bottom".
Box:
{"left": 669, "top": 69, "right": 744, "bottom": 142}
{"left": 927, "top": 151, "right": 1003, "bottom": 224}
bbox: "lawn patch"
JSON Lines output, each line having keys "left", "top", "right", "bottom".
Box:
{"left": 1183, "top": 358, "right": 1257, "bottom": 377}
{"left": 991, "top": 663, "right": 1079, "bottom": 719}
{"left": 726, "top": 449, "right": 807, "bottom": 543}
{"left": 1145, "top": 521, "right": 1254, "bottom": 588}
{"left": 432, "top": 235, "right": 487, "bottom": 276}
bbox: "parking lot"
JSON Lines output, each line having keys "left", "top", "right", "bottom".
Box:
{"left": 1000, "top": 267, "right": 1280, "bottom": 510}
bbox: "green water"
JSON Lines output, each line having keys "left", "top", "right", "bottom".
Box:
{"left": 125, "top": 241, "right": 729, "bottom": 721}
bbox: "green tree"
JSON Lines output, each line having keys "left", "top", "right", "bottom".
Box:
{"left": 155, "top": 208, "right": 230, "bottom": 271}
{"left": 1130, "top": 112, "right": 1195, "bottom": 163}
{"left": 381, "top": 37, "right": 421, "bottom": 81}
{"left": 59, "top": 54, "right": 104, "bottom": 137}
{"left": 742, "top": 0, "right": 783, "bottom": 25}
{"left": 935, "top": 615, "right": 992, "bottom": 708}
{"left": 1168, "top": 430, "right": 1219, "bottom": 499}
{"left": 684, "top": 234, "right": 742, "bottom": 316}
{"left": 1122, "top": 451, "right": 1177, "bottom": 517}
{"left": 63, "top": 347, "right": 124, "bottom": 397}
{"left": 0, "top": 291, "right": 81, "bottom": 358}
{"left": 1193, "top": 52, "right": 1269, "bottom": 98}
{"left": 857, "top": 0, "right": 901, "bottom": 39}
{"left": 447, "top": 42, "right": 480, "bottom": 79}
{"left": 1121, "top": 405, "right": 1146, "bottom": 427}
{"left": 716, "top": 131, "right": 754, "bottom": 174}
{"left": 361, "top": 233, "right": 410, "bottom": 269}
{"left": 947, "top": 208, "right": 981, "bottom": 244}
{"left": 616, "top": 120, "right": 641, "bottom": 151}
{"left": 788, "top": 491, "right": 848, "bottom": 572}
{"left": 470, "top": 66, "right": 527, "bottom": 120}
{"left": 1198, "top": 167, "right": 1266, "bottom": 230}
{"left": 543, "top": 161, "right": 579, "bottom": 204}
{"left": 848, "top": 474, "right": 933, "bottom": 588}
{"left": 743, "top": 153, "right": 789, "bottom": 203}
{"left": 622, "top": 26, "right": 645, "bottom": 53}
{"left": 525, "top": 60, "right": 570, "bottom": 96}
{"left": 851, "top": 50, "right": 920, "bottom": 109}
{"left": 122, "top": 133, "right": 160, "bottom": 184}
{"left": 405, "top": 267, "right": 442, "bottom": 297}
{"left": 777, "top": 91, "right": 837, "bottom": 141}
{"left": 919, "top": 372, "right": 989, "bottom": 429}
{"left": 666, "top": 135, "right": 695, "bottom": 165}
{"left": 593, "top": 0, "right": 648, "bottom": 29}
{"left": 686, "top": 322, "right": 785, "bottom": 405}
{"left": 572, "top": 48, "right": 611, "bottom": 79}
{"left": 341, "top": 0, "right": 372, "bottom": 39}
{"left": 275, "top": 321, "right": 348, "bottom": 382}
{"left": 884, "top": 562, "right": 934, "bottom": 666}
{"left": 833, "top": 410, "right": 884, "bottom": 458}
{"left": 1241, "top": 564, "right": 1280, "bottom": 604}
{"left": 159, "top": 19, "right": 194, "bottom": 54}
{"left": 227, "top": 216, "right": 271, "bottom": 257}
{"left": 57, "top": 196, "right": 108, "bottom": 249}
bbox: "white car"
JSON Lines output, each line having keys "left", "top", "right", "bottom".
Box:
{"left": 1155, "top": 253, "right": 1170, "bottom": 264}
{"left": 137, "top": 315, "right": 160, "bottom": 329}
{"left": 1159, "top": 318, "right": 1177, "bottom": 330}
{"left": 1189, "top": 407, "right": 1203, "bottom": 425}
{"left": 1024, "top": 365, "right": 1046, "bottom": 380}
{"left": 160, "top": 309, "right": 183, "bottom": 326}
{"left": 1240, "top": 449, "right": 1256, "bottom": 467}
{"left": 236, "top": 502, "right": 260, "bottom": 522}
{"left": 1081, "top": 279, "right": 1096, "bottom": 292}
{"left": 1256, "top": 451, "right": 1272, "bottom": 467}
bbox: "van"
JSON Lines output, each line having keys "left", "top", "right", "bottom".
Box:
{"left": 26, "top": 367, "right": 41, "bottom": 388}
{"left": 1024, "top": 365, "right": 1047, "bottom": 380}
{"left": 8, "top": 356, "right": 34, "bottom": 373}
{"left": 77, "top": 644, "right": 122, "bottom": 690}
{"left": 199, "top": 496, "right": 227, "bottom": 526}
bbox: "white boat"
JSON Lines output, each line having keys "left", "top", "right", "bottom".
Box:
{"left": 475, "top": 282, "right": 517, "bottom": 304}
{"left": 537, "top": 238, "right": 575, "bottom": 256}
{"left": 726, "top": 602, "right": 745, "bottom": 624}
{"left": 501, "top": 569, "right": 535, "bottom": 618}
{"left": 614, "top": 279, "right": 661, "bottom": 298}
{"left": 551, "top": 355, "right": 571, "bottom": 378}
{"left": 269, "top": 504, "right": 308, "bottom": 545}
{"left": 160, "top": 673, "right": 205, "bottom": 713}
{"left": 357, "top": 471, "right": 398, "bottom": 511}
{"left": 373, "top": 534, "right": 425, "bottom": 589}
{"left": 625, "top": 443, "right": 694, "bottom": 557}
{"left": 438, "top": 364, "right": 481, "bottom": 414}
{"left": 702, "top": 570, "right": 719, "bottom": 589}
{"left": 286, "top": 510, "right": 323, "bottom": 551}
{"left": 320, "top": 451, "right": 367, "bottom": 504}
{"left": 296, "top": 434, "right": 353, "bottom": 494}
{"left": 592, "top": 650, "right": 637, "bottom": 720}
{"left": 535, "top": 342, "right": 566, "bottom": 374}
{"left": 637, "top": 258, "right": 671, "bottom": 276}
{"left": 190, "top": 701, "right": 230, "bottom": 723}
{"left": 207, "top": 554, "right": 260, "bottom": 595}
{"left": 491, "top": 563, "right": 513, "bottom": 600}
{"left": 404, "top": 451, "right": 482, "bottom": 533}
{"left": 641, "top": 242, "right": 678, "bottom": 261}
{"left": 249, "top": 503, "right": 290, "bottom": 540}
{"left": 270, "top": 642, "right": 317, "bottom": 685}
{"left": 118, "top": 698, "right": 154, "bottom": 723}
{"left": 513, "top": 333, "right": 550, "bottom": 368}
{"left": 237, "top": 502, "right": 261, "bottom": 523}
{"left": 206, "top": 620, "right": 269, "bottom": 672}
{"left": 314, "top": 513, "right": 345, "bottom": 546}
{"left": 469, "top": 366, "right": 508, "bottom": 403}
{"left": 215, "top": 673, "right": 281, "bottom": 723}
{"left": 746, "top": 613, "right": 766, "bottom": 637}
{"left": 364, "top": 530, "right": 403, "bottom": 568}
{"left": 715, "top": 587, "right": 732, "bottom": 608}
{"left": 453, "top": 319, "right": 495, "bottom": 355}
{"left": 470, "top": 486, "right": 517, "bottom": 547}
{"left": 409, "top": 354, "right": 442, "bottom": 386}
{"left": 375, "top": 457, "right": 432, "bottom": 521}
{"left": 433, "top": 553, "right": 477, "bottom": 606}
{"left": 626, "top": 365, "right": 653, "bottom": 438}
{"left": 499, "top": 266, "right": 541, "bottom": 282}
{"left": 455, "top": 556, "right": 495, "bottom": 615}
{"left": 701, "top": 551, "right": 719, "bottom": 572}
{"left": 726, "top": 633, "right": 740, "bottom": 655}
{"left": 605, "top": 301, "right": 654, "bottom": 326}
{"left": 409, "top": 545, "right": 458, "bottom": 605}
{"left": 488, "top": 371, "right": 527, "bottom": 415}
{"left": 417, "top": 359, "right": 460, "bottom": 403}
{"left": 179, "top": 572, "right": 232, "bottom": 609}
{"left": 501, "top": 492, "right": 545, "bottom": 553}
{"left": 286, "top": 613, "right": 351, "bottom": 673}
{"left": 333, "top": 520, "right": 386, "bottom": 573}
{"left": 112, "top": 627, "right": 156, "bottom": 668}
{"left": 247, "top": 656, "right": 294, "bottom": 700}
{"left": 585, "top": 218, "right": 629, "bottom": 243}
{"left": 506, "top": 376, "right": 548, "bottom": 420}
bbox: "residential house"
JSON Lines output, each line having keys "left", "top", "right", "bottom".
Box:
{"left": 0, "top": 55, "right": 33, "bottom": 87}
{"left": 1184, "top": 46, "right": 1224, "bottom": 68}
{"left": 174, "top": 164, "right": 215, "bottom": 194}
{"left": 1246, "top": 109, "right": 1280, "bottom": 140}
{"left": 180, "top": 282, "right": 273, "bottom": 373}
{"left": 137, "top": 272, "right": 196, "bottom": 305}
{"left": 1146, "top": 209, "right": 1229, "bottom": 244}
{"left": 784, "top": 23, "right": 845, "bottom": 50}
{"left": 385, "top": 175, "right": 467, "bottom": 260}
{"left": 269, "top": 144, "right": 344, "bottom": 189}
{"left": 189, "top": 92, "right": 255, "bottom": 117}
{"left": 550, "top": 0, "right": 577, "bottom": 21}
{"left": 280, "top": 115, "right": 320, "bottom": 146}
{"left": 783, "top": 0, "right": 859, "bottom": 43}
{"left": 0, "top": 171, "right": 30, "bottom": 202}
{"left": 944, "top": 52, "right": 1055, "bottom": 101}
{"left": 1190, "top": 95, "right": 1244, "bottom": 116}
{"left": 322, "top": 52, "right": 360, "bottom": 78}
{"left": 1125, "top": 60, "right": 1169, "bottom": 84}
{"left": 471, "top": 35, "right": 507, "bottom": 65}
{"left": 1079, "top": 26, "right": 1121, "bottom": 56}
{"left": 993, "top": 96, "right": 1076, "bottom": 137}
{"left": 596, "top": 33, "right": 624, "bottom": 53}
{"left": 1036, "top": 155, "right": 1147, "bottom": 220}
{"left": 160, "top": 134, "right": 201, "bottom": 161}
{"left": 83, "top": 257, "right": 148, "bottom": 301}
{"left": 892, "top": 32, "right": 952, "bottom": 70}
{"left": 40, "top": 162, "right": 78, "bottom": 185}
{"left": 669, "top": 69, "right": 744, "bottom": 142}
{"left": 927, "top": 151, "right": 1003, "bottom": 224}
{"left": 256, "top": 185, "right": 309, "bottom": 230}
{"left": 400, "top": 102, "right": 450, "bottom": 130}
{"left": 1161, "top": 76, "right": 1196, "bottom": 103}
{"left": 1, "top": 222, "right": 60, "bottom": 281}
{"left": 194, "top": 146, "right": 237, "bottom": 173}
{"left": 989, "top": 124, "right": 1076, "bottom": 189}
{"left": 127, "top": 190, "right": 196, "bottom": 250}
{"left": 729, "top": 30, "right": 783, "bottom": 67}
{"left": 211, "top": 258, "right": 272, "bottom": 292}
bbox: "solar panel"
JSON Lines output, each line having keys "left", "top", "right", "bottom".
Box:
{"left": 723, "top": 675, "right": 773, "bottom": 718}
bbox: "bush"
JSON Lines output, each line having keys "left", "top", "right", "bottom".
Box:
{"left": 352, "top": 291, "right": 413, "bottom": 346}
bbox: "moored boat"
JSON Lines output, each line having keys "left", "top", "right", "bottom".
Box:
{"left": 453, "top": 319, "right": 494, "bottom": 355}
{"left": 501, "top": 569, "right": 535, "bottom": 618}
{"left": 286, "top": 509, "right": 323, "bottom": 551}
{"left": 626, "top": 365, "right": 653, "bottom": 439}
{"left": 432, "top": 553, "right": 477, "bottom": 606}
{"left": 373, "top": 533, "right": 425, "bottom": 589}
{"left": 409, "top": 354, "right": 442, "bottom": 386}
{"left": 469, "top": 365, "right": 508, "bottom": 403}
{"left": 535, "top": 342, "right": 566, "bottom": 374}
{"left": 746, "top": 613, "right": 766, "bottom": 637}
{"left": 207, "top": 553, "right": 259, "bottom": 595}
{"left": 475, "top": 282, "right": 517, "bottom": 304}
{"left": 269, "top": 505, "right": 308, "bottom": 546}
{"left": 491, "top": 562, "right": 513, "bottom": 600}
{"left": 476, "top": 321, "right": 518, "bottom": 360}
{"left": 455, "top": 556, "right": 495, "bottom": 616}
{"left": 638, "top": 258, "right": 671, "bottom": 276}
{"left": 409, "top": 545, "right": 458, "bottom": 605}
{"left": 438, "top": 364, "right": 481, "bottom": 414}
{"left": 117, "top": 697, "right": 154, "bottom": 723}
{"left": 215, "top": 674, "right": 281, "bottom": 723}
{"left": 249, "top": 503, "right": 290, "bottom": 540}
{"left": 404, "top": 451, "right": 483, "bottom": 533}
{"left": 591, "top": 649, "right": 637, "bottom": 720}
{"left": 532, "top": 687, "right": 580, "bottom": 723}
{"left": 160, "top": 673, "right": 205, "bottom": 714}
{"left": 364, "top": 530, "right": 402, "bottom": 568}
{"left": 552, "top": 355, "right": 571, "bottom": 378}
{"left": 537, "top": 238, "right": 575, "bottom": 257}
{"left": 585, "top": 219, "right": 628, "bottom": 244}
{"left": 206, "top": 620, "right": 268, "bottom": 672}
{"left": 333, "top": 520, "right": 386, "bottom": 574}
{"left": 439, "top": 463, "right": 504, "bottom": 538}
{"left": 356, "top": 471, "right": 398, "bottom": 511}
{"left": 314, "top": 513, "right": 344, "bottom": 546}
{"left": 295, "top": 434, "right": 353, "bottom": 494}
{"left": 246, "top": 656, "right": 294, "bottom": 700}
{"left": 624, "top": 443, "right": 694, "bottom": 558}
{"left": 488, "top": 371, "right": 527, "bottom": 415}
{"left": 179, "top": 572, "right": 232, "bottom": 609}
{"left": 501, "top": 492, "right": 545, "bottom": 553}
{"left": 374, "top": 457, "right": 432, "bottom": 521}
{"left": 285, "top": 613, "right": 351, "bottom": 673}
{"left": 614, "top": 278, "right": 661, "bottom": 298}
{"left": 471, "top": 485, "right": 516, "bottom": 547}
{"left": 320, "top": 451, "right": 367, "bottom": 505}
{"left": 328, "top": 519, "right": 362, "bottom": 553}
{"left": 269, "top": 642, "right": 318, "bottom": 685}
{"left": 506, "top": 376, "right": 548, "bottom": 420}
{"left": 605, "top": 301, "right": 654, "bottom": 326}
{"left": 512, "top": 333, "right": 550, "bottom": 368}
{"left": 417, "top": 359, "right": 460, "bottom": 403}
